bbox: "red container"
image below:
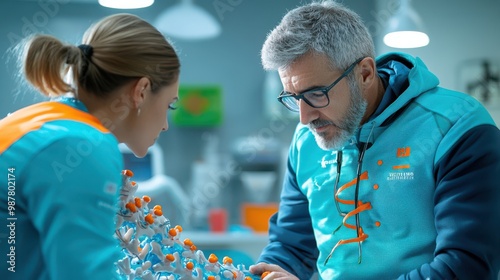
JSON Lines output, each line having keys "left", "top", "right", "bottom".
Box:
{"left": 208, "top": 208, "right": 228, "bottom": 233}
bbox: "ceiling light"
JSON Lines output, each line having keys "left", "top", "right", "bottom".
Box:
{"left": 98, "top": 0, "right": 154, "bottom": 9}
{"left": 155, "top": 0, "right": 221, "bottom": 40}
{"left": 383, "top": 0, "right": 429, "bottom": 48}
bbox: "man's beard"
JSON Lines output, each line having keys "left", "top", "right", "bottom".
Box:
{"left": 309, "top": 80, "right": 367, "bottom": 150}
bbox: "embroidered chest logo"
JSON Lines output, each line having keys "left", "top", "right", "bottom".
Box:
{"left": 320, "top": 158, "right": 336, "bottom": 168}
{"left": 387, "top": 146, "right": 414, "bottom": 181}
{"left": 320, "top": 152, "right": 338, "bottom": 168}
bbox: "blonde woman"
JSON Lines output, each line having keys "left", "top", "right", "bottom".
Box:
{"left": 0, "top": 14, "right": 180, "bottom": 279}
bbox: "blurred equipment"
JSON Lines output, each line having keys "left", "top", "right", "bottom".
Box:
{"left": 155, "top": 0, "right": 221, "bottom": 40}
{"left": 119, "top": 143, "right": 190, "bottom": 226}
{"left": 231, "top": 136, "right": 282, "bottom": 232}
{"left": 458, "top": 58, "right": 500, "bottom": 125}
{"left": 188, "top": 133, "right": 224, "bottom": 230}
{"left": 383, "top": 0, "right": 429, "bottom": 48}
{"left": 240, "top": 171, "right": 276, "bottom": 204}
{"left": 98, "top": 0, "right": 154, "bottom": 9}
{"left": 465, "top": 60, "right": 500, "bottom": 106}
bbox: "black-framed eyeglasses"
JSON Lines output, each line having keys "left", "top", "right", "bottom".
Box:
{"left": 277, "top": 57, "right": 364, "bottom": 112}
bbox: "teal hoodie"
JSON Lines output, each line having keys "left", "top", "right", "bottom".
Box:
{"left": 258, "top": 53, "right": 500, "bottom": 279}
{"left": 0, "top": 98, "right": 123, "bottom": 280}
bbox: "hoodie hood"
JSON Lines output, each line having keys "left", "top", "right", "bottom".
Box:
{"left": 358, "top": 52, "right": 440, "bottom": 144}
{"left": 374, "top": 52, "right": 440, "bottom": 123}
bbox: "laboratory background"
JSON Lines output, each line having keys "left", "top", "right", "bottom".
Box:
{"left": 1, "top": 0, "right": 500, "bottom": 264}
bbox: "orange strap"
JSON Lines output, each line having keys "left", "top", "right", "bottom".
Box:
{"left": 330, "top": 170, "right": 371, "bottom": 261}
{"left": 0, "top": 101, "right": 110, "bottom": 154}
{"left": 335, "top": 171, "right": 369, "bottom": 205}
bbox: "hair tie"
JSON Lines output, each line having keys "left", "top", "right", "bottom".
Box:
{"left": 78, "top": 44, "right": 93, "bottom": 60}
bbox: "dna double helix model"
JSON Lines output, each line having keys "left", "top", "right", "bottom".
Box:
{"left": 115, "top": 170, "right": 264, "bottom": 280}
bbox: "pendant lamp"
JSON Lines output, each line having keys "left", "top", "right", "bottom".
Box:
{"left": 155, "top": 0, "right": 221, "bottom": 40}
{"left": 383, "top": 0, "right": 429, "bottom": 48}
{"left": 98, "top": 0, "right": 154, "bottom": 9}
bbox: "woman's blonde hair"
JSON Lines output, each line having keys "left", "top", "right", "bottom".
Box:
{"left": 20, "top": 13, "right": 180, "bottom": 98}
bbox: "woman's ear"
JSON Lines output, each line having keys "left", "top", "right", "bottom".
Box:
{"left": 131, "top": 77, "right": 150, "bottom": 108}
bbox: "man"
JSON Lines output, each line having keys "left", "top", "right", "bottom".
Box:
{"left": 249, "top": 1, "right": 500, "bottom": 279}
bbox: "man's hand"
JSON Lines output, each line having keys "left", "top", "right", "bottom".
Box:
{"left": 249, "top": 262, "right": 299, "bottom": 280}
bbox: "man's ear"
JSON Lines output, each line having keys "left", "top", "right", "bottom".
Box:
{"left": 131, "top": 77, "right": 151, "bottom": 108}
{"left": 358, "top": 57, "right": 377, "bottom": 88}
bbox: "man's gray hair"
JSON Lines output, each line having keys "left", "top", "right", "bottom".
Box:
{"left": 261, "top": 0, "right": 375, "bottom": 71}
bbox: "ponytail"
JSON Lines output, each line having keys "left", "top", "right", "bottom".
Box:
{"left": 21, "top": 34, "right": 82, "bottom": 97}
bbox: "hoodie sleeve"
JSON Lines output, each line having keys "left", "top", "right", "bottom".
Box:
{"left": 397, "top": 124, "right": 500, "bottom": 280}
{"left": 256, "top": 158, "right": 319, "bottom": 280}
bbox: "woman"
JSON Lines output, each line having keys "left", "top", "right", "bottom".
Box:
{"left": 0, "top": 13, "right": 180, "bottom": 279}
